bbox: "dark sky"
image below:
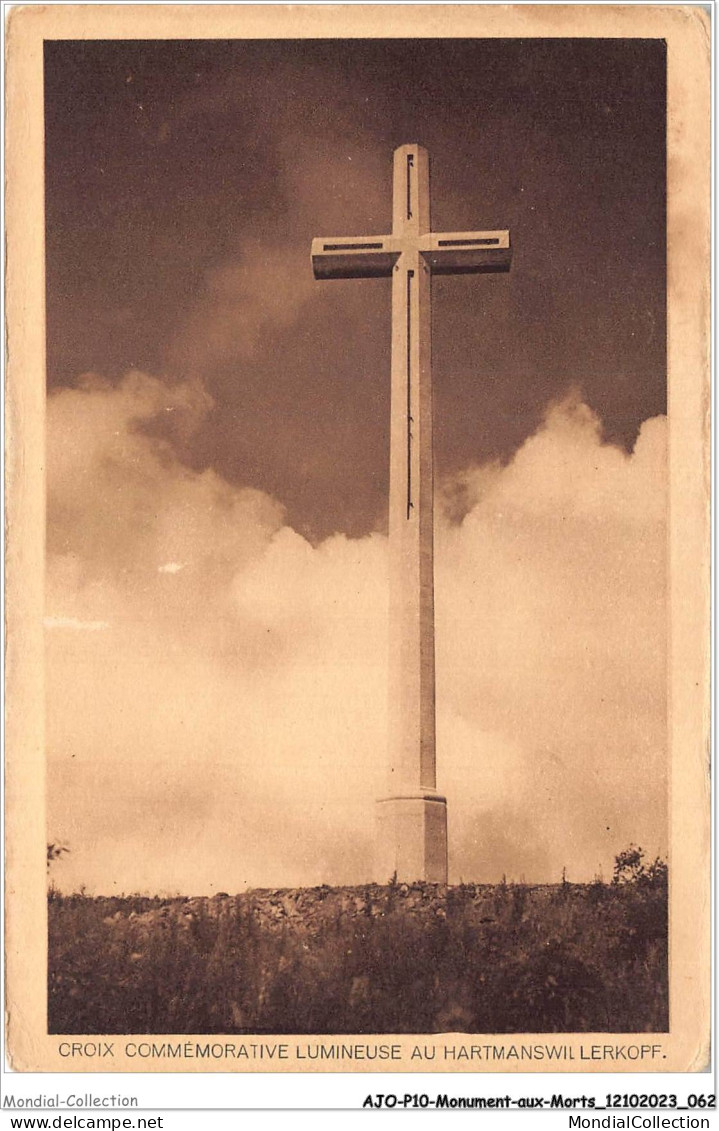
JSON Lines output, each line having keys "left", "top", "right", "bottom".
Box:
{"left": 45, "top": 37, "right": 666, "bottom": 540}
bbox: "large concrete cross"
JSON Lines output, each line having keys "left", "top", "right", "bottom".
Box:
{"left": 311, "top": 144, "right": 511, "bottom": 883}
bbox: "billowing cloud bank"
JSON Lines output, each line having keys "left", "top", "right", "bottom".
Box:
{"left": 47, "top": 375, "right": 666, "bottom": 893}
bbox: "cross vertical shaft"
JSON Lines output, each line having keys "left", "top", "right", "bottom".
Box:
{"left": 311, "top": 143, "right": 511, "bottom": 885}
{"left": 378, "top": 144, "right": 447, "bottom": 882}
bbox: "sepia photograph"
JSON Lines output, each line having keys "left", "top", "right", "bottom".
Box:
{"left": 4, "top": 4, "right": 710, "bottom": 1074}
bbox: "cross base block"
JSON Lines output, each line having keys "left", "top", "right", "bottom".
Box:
{"left": 375, "top": 793, "right": 448, "bottom": 884}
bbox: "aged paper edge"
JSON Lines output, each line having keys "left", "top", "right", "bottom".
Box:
{"left": 4, "top": 3, "right": 711, "bottom": 1073}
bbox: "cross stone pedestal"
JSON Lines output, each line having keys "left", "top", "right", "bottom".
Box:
{"left": 376, "top": 793, "right": 448, "bottom": 884}
{"left": 312, "top": 144, "right": 511, "bottom": 885}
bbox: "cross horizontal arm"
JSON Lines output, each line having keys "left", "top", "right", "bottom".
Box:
{"left": 420, "top": 230, "right": 511, "bottom": 275}
{"left": 312, "top": 229, "right": 511, "bottom": 279}
{"left": 311, "top": 235, "right": 398, "bottom": 279}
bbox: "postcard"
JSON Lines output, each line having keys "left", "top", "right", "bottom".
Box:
{"left": 5, "top": 4, "right": 710, "bottom": 1074}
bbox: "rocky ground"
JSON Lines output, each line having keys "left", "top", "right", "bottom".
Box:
{"left": 49, "top": 880, "right": 668, "bottom": 1035}
{"left": 102, "top": 881, "right": 496, "bottom": 934}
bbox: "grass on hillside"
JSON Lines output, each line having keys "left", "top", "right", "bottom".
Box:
{"left": 48, "top": 867, "right": 667, "bottom": 1035}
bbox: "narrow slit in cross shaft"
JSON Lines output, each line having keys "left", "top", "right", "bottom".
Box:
{"left": 322, "top": 242, "right": 385, "bottom": 251}
{"left": 406, "top": 269, "right": 414, "bottom": 520}
{"left": 406, "top": 154, "right": 414, "bottom": 220}
{"left": 437, "top": 237, "right": 500, "bottom": 247}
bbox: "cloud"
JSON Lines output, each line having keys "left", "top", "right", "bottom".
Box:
{"left": 163, "top": 67, "right": 393, "bottom": 383}
{"left": 46, "top": 376, "right": 666, "bottom": 893}
{"left": 168, "top": 241, "right": 320, "bottom": 374}
{"left": 436, "top": 394, "right": 667, "bottom": 882}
